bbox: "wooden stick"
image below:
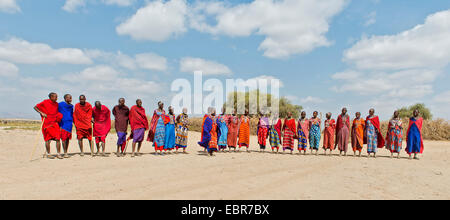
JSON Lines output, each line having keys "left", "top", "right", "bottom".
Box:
{"left": 90, "top": 121, "right": 95, "bottom": 156}
{"left": 30, "top": 118, "right": 45, "bottom": 162}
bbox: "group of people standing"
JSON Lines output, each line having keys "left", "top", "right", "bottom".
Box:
{"left": 34, "top": 93, "right": 189, "bottom": 159}
{"left": 34, "top": 92, "right": 425, "bottom": 160}
{"left": 257, "top": 108, "right": 424, "bottom": 160}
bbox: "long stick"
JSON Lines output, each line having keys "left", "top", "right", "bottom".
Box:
{"left": 91, "top": 120, "right": 95, "bottom": 156}
{"left": 30, "top": 118, "right": 45, "bottom": 161}
{"left": 123, "top": 139, "right": 130, "bottom": 155}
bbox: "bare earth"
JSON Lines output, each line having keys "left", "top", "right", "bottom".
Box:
{"left": 0, "top": 128, "right": 449, "bottom": 200}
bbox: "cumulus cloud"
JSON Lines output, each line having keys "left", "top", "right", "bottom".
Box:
{"left": 180, "top": 57, "right": 232, "bottom": 75}
{"left": 344, "top": 10, "right": 450, "bottom": 70}
{"left": 0, "top": 38, "right": 92, "bottom": 65}
{"left": 85, "top": 50, "right": 167, "bottom": 71}
{"left": 116, "top": 0, "right": 187, "bottom": 42}
{"left": 0, "top": 60, "right": 18, "bottom": 77}
{"left": 190, "top": 0, "right": 347, "bottom": 59}
{"left": 333, "top": 10, "right": 450, "bottom": 101}
{"left": 117, "top": 0, "right": 347, "bottom": 58}
{"left": 0, "top": 0, "right": 20, "bottom": 13}
{"left": 63, "top": 0, "right": 135, "bottom": 12}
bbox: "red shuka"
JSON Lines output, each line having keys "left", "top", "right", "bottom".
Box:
{"left": 92, "top": 105, "right": 111, "bottom": 138}
{"left": 36, "top": 99, "right": 63, "bottom": 141}
{"left": 74, "top": 102, "right": 93, "bottom": 130}
{"left": 129, "top": 105, "right": 149, "bottom": 131}
{"left": 365, "top": 116, "right": 385, "bottom": 148}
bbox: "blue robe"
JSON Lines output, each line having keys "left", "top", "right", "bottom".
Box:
{"left": 58, "top": 102, "right": 73, "bottom": 133}
{"left": 198, "top": 116, "right": 213, "bottom": 149}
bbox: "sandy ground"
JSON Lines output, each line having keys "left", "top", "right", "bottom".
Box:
{"left": 0, "top": 128, "right": 449, "bottom": 200}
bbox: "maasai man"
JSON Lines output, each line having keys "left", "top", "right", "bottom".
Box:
{"left": 92, "top": 101, "right": 111, "bottom": 157}
{"left": 227, "top": 109, "right": 239, "bottom": 152}
{"left": 129, "top": 99, "right": 149, "bottom": 157}
{"left": 385, "top": 111, "right": 403, "bottom": 159}
{"left": 282, "top": 112, "right": 297, "bottom": 154}
{"left": 148, "top": 101, "right": 167, "bottom": 154}
{"left": 73, "top": 95, "right": 94, "bottom": 157}
{"left": 351, "top": 112, "right": 365, "bottom": 157}
{"left": 198, "top": 107, "right": 218, "bottom": 156}
{"left": 112, "top": 98, "right": 129, "bottom": 156}
{"left": 406, "top": 109, "right": 424, "bottom": 160}
{"left": 175, "top": 108, "right": 189, "bottom": 153}
{"left": 336, "top": 108, "right": 350, "bottom": 156}
{"left": 323, "top": 113, "right": 336, "bottom": 156}
{"left": 297, "top": 111, "right": 309, "bottom": 155}
{"left": 59, "top": 94, "right": 74, "bottom": 158}
{"left": 217, "top": 108, "right": 229, "bottom": 152}
{"left": 309, "top": 111, "right": 321, "bottom": 155}
{"left": 238, "top": 109, "right": 251, "bottom": 152}
{"left": 365, "top": 108, "right": 385, "bottom": 158}
{"left": 257, "top": 112, "right": 270, "bottom": 152}
{"left": 164, "top": 106, "right": 176, "bottom": 152}
{"left": 269, "top": 114, "right": 282, "bottom": 153}
{"left": 34, "top": 92, "right": 63, "bottom": 159}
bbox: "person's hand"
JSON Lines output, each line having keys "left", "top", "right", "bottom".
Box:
{"left": 41, "top": 113, "right": 47, "bottom": 118}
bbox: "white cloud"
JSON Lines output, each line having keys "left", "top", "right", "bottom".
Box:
{"left": 116, "top": 0, "right": 187, "bottom": 42}
{"left": 333, "top": 10, "right": 450, "bottom": 102}
{"left": 101, "top": 0, "right": 135, "bottom": 7}
{"left": 85, "top": 50, "right": 167, "bottom": 71}
{"left": 189, "top": 0, "right": 347, "bottom": 59}
{"left": 245, "top": 75, "right": 284, "bottom": 88}
{"left": 78, "top": 65, "right": 121, "bottom": 81}
{"left": 62, "top": 0, "right": 86, "bottom": 13}
{"left": 0, "top": 0, "right": 20, "bottom": 13}
{"left": 135, "top": 53, "right": 167, "bottom": 71}
{"left": 300, "top": 96, "right": 325, "bottom": 104}
{"left": 0, "top": 38, "right": 92, "bottom": 65}
{"left": 364, "top": 11, "right": 376, "bottom": 26}
{"left": 0, "top": 60, "right": 18, "bottom": 77}
{"left": 63, "top": 0, "right": 135, "bottom": 12}
{"left": 344, "top": 10, "right": 450, "bottom": 70}
{"left": 180, "top": 57, "right": 232, "bottom": 75}
{"left": 433, "top": 90, "right": 450, "bottom": 104}
{"left": 117, "top": 0, "right": 347, "bottom": 59}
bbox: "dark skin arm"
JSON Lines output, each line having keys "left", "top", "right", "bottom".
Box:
{"left": 34, "top": 106, "right": 47, "bottom": 118}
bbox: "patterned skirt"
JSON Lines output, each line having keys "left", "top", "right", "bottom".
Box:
{"left": 387, "top": 127, "right": 402, "bottom": 153}
{"left": 154, "top": 121, "right": 166, "bottom": 148}
{"left": 309, "top": 125, "right": 321, "bottom": 150}
{"left": 176, "top": 126, "right": 188, "bottom": 148}
{"left": 366, "top": 124, "right": 378, "bottom": 153}
{"left": 258, "top": 127, "right": 268, "bottom": 146}
{"left": 283, "top": 129, "right": 295, "bottom": 151}
{"left": 269, "top": 127, "right": 281, "bottom": 149}
{"left": 298, "top": 129, "right": 308, "bottom": 150}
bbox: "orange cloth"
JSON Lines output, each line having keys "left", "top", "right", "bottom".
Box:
{"left": 74, "top": 102, "right": 93, "bottom": 130}
{"left": 351, "top": 118, "right": 365, "bottom": 151}
{"left": 238, "top": 116, "right": 250, "bottom": 147}
{"left": 36, "top": 99, "right": 62, "bottom": 141}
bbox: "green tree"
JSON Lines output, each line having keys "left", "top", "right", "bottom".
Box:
{"left": 397, "top": 103, "right": 432, "bottom": 120}
{"left": 223, "top": 90, "right": 303, "bottom": 118}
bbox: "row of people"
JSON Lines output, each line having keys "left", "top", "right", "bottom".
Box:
{"left": 33, "top": 92, "right": 424, "bottom": 160}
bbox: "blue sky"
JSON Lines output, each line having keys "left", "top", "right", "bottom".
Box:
{"left": 0, "top": 0, "right": 449, "bottom": 120}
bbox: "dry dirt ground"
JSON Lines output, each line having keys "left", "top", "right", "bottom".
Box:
{"left": 0, "top": 128, "right": 449, "bottom": 200}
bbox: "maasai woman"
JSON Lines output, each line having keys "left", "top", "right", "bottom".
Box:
{"left": 385, "top": 111, "right": 403, "bottom": 158}
{"left": 406, "top": 109, "right": 424, "bottom": 160}
{"left": 257, "top": 113, "right": 270, "bottom": 152}
{"left": 164, "top": 106, "right": 176, "bottom": 152}
{"left": 269, "top": 115, "right": 282, "bottom": 153}
{"left": 198, "top": 107, "right": 218, "bottom": 156}
{"left": 336, "top": 108, "right": 350, "bottom": 156}
{"left": 351, "top": 112, "right": 365, "bottom": 157}
{"left": 175, "top": 108, "right": 189, "bottom": 153}
{"left": 282, "top": 112, "right": 296, "bottom": 154}
{"left": 309, "top": 111, "right": 321, "bottom": 155}
{"left": 297, "top": 111, "right": 309, "bottom": 154}
{"left": 148, "top": 101, "right": 167, "bottom": 155}
{"left": 217, "top": 108, "right": 229, "bottom": 152}
{"left": 323, "top": 113, "right": 336, "bottom": 156}
{"left": 365, "top": 108, "right": 385, "bottom": 158}
{"left": 238, "top": 110, "right": 251, "bottom": 152}
{"left": 227, "top": 110, "right": 239, "bottom": 152}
